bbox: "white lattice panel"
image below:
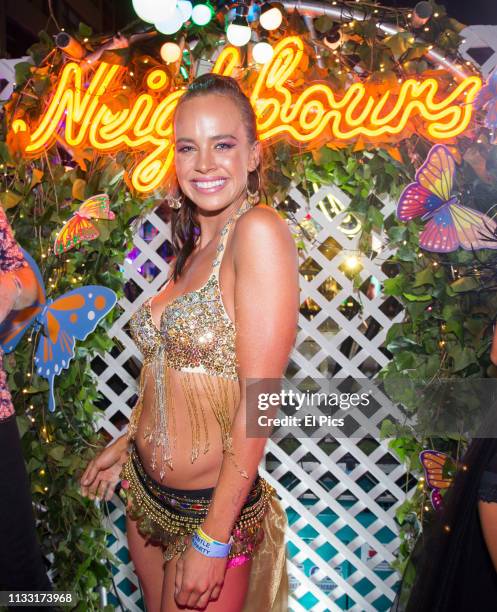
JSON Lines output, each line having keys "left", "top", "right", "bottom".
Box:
{"left": 94, "top": 186, "right": 411, "bottom": 611}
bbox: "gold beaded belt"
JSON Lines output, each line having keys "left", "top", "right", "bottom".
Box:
{"left": 119, "top": 442, "right": 275, "bottom": 563}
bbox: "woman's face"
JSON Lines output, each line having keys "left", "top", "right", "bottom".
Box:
{"left": 173, "top": 93, "right": 260, "bottom": 213}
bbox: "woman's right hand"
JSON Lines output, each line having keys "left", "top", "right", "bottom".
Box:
{"left": 80, "top": 436, "right": 129, "bottom": 502}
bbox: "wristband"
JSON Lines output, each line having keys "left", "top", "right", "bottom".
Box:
{"left": 191, "top": 527, "right": 233, "bottom": 558}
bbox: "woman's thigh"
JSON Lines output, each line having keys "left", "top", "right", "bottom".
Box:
{"left": 161, "top": 555, "right": 252, "bottom": 612}
{"left": 126, "top": 515, "right": 166, "bottom": 612}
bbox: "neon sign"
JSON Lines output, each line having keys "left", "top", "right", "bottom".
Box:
{"left": 11, "top": 36, "right": 482, "bottom": 194}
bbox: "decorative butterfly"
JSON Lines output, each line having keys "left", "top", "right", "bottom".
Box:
{"left": 53, "top": 194, "right": 115, "bottom": 255}
{"left": 0, "top": 249, "right": 116, "bottom": 412}
{"left": 419, "top": 449, "right": 456, "bottom": 511}
{"left": 473, "top": 68, "right": 497, "bottom": 142}
{"left": 396, "top": 144, "right": 497, "bottom": 252}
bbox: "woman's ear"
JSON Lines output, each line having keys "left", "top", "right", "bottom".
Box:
{"left": 248, "top": 141, "right": 262, "bottom": 173}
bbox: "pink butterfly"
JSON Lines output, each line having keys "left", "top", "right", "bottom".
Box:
{"left": 397, "top": 144, "right": 497, "bottom": 252}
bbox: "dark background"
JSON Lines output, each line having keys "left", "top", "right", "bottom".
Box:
{"left": 0, "top": 0, "right": 495, "bottom": 58}
{"left": 388, "top": 0, "right": 496, "bottom": 25}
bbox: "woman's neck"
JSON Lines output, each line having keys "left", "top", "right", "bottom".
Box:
{"left": 194, "top": 193, "right": 247, "bottom": 250}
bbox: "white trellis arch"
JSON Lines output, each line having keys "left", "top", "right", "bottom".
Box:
{"left": 94, "top": 182, "right": 413, "bottom": 611}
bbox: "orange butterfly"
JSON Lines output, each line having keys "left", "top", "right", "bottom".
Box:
{"left": 53, "top": 194, "right": 115, "bottom": 255}
{"left": 420, "top": 450, "right": 458, "bottom": 511}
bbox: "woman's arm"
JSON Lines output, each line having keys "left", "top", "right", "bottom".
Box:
{"left": 490, "top": 322, "right": 497, "bottom": 366}
{"left": 0, "top": 207, "right": 38, "bottom": 322}
{"left": 1, "top": 266, "right": 38, "bottom": 310}
{"left": 478, "top": 500, "right": 497, "bottom": 572}
{"left": 201, "top": 205, "right": 299, "bottom": 540}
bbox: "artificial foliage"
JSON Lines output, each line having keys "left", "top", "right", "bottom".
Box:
{"left": 2, "top": 1, "right": 496, "bottom": 606}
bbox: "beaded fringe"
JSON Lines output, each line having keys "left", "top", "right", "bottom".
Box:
{"left": 127, "top": 361, "right": 249, "bottom": 480}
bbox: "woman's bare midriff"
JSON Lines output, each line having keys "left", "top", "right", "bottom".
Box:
{"left": 134, "top": 366, "right": 240, "bottom": 490}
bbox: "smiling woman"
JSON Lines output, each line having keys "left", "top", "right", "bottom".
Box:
{"left": 80, "top": 73, "right": 299, "bottom": 612}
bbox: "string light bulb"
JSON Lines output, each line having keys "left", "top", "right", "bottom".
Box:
{"left": 259, "top": 1, "right": 283, "bottom": 31}
{"left": 155, "top": 6, "right": 184, "bottom": 34}
{"left": 160, "top": 42, "right": 182, "bottom": 63}
{"left": 132, "top": 0, "right": 177, "bottom": 24}
{"left": 178, "top": 0, "right": 193, "bottom": 21}
{"left": 227, "top": 4, "right": 252, "bottom": 47}
{"left": 252, "top": 41, "right": 274, "bottom": 64}
{"left": 191, "top": 0, "right": 213, "bottom": 26}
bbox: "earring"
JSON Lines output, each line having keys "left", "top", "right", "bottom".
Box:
{"left": 167, "top": 192, "right": 184, "bottom": 210}
{"left": 246, "top": 169, "right": 261, "bottom": 206}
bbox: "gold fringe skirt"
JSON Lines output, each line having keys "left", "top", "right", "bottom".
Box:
{"left": 119, "top": 443, "right": 289, "bottom": 611}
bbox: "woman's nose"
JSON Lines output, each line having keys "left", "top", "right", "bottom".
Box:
{"left": 195, "top": 149, "right": 216, "bottom": 173}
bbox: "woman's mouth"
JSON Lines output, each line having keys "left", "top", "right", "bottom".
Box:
{"left": 191, "top": 178, "right": 228, "bottom": 193}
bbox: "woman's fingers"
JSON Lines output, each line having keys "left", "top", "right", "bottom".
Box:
{"left": 193, "top": 587, "right": 213, "bottom": 610}
{"left": 174, "top": 555, "right": 184, "bottom": 600}
{"left": 95, "top": 478, "right": 110, "bottom": 501}
{"left": 210, "top": 584, "right": 222, "bottom": 601}
{"left": 80, "top": 460, "right": 98, "bottom": 494}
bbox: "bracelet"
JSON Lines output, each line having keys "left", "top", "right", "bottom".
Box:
{"left": 191, "top": 526, "right": 233, "bottom": 558}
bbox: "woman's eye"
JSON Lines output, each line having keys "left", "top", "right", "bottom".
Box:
{"left": 178, "top": 146, "right": 194, "bottom": 153}
{"left": 216, "top": 142, "right": 235, "bottom": 150}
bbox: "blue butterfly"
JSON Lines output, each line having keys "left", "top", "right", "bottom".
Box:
{"left": 473, "top": 68, "right": 497, "bottom": 142}
{"left": 0, "top": 249, "right": 116, "bottom": 411}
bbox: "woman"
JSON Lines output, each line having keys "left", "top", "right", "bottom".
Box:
{"left": 392, "top": 337, "right": 497, "bottom": 611}
{"left": 80, "top": 74, "right": 299, "bottom": 611}
{"left": 0, "top": 206, "right": 53, "bottom": 602}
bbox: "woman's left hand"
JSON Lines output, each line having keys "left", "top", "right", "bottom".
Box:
{"left": 174, "top": 542, "right": 228, "bottom": 609}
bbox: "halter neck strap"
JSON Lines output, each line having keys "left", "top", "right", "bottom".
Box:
{"left": 210, "top": 200, "right": 253, "bottom": 279}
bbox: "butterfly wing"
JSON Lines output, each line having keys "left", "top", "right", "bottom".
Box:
{"left": 419, "top": 203, "right": 460, "bottom": 252}
{"left": 78, "top": 194, "right": 115, "bottom": 220}
{"left": 430, "top": 489, "right": 444, "bottom": 512}
{"left": 53, "top": 216, "right": 99, "bottom": 255}
{"left": 397, "top": 145, "right": 455, "bottom": 222}
{"left": 397, "top": 183, "right": 445, "bottom": 222}
{"left": 34, "top": 286, "right": 117, "bottom": 411}
{"left": 419, "top": 450, "right": 454, "bottom": 490}
{"left": 450, "top": 203, "right": 497, "bottom": 251}
{"left": 0, "top": 249, "right": 45, "bottom": 352}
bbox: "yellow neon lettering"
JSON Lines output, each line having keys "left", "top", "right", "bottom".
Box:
{"left": 11, "top": 35, "right": 481, "bottom": 193}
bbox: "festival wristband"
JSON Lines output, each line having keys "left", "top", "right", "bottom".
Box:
{"left": 192, "top": 527, "right": 233, "bottom": 558}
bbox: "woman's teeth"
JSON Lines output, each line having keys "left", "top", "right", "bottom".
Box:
{"left": 194, "top": 179, "right": 226, "bottom": 188}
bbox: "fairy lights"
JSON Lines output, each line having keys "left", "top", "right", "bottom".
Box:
{"left": 10, "top": 35, "right": 482, "bottom": 194}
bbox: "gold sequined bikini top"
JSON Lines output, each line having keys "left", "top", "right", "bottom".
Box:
{"left": 126, "top": 200, "right": 254, "bottom": 481}
{"left": 130, "top": 199, "right": 253, "bottom": 378}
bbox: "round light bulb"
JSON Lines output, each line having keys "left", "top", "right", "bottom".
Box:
{"left": 161, "top": 41, "right": 182, "bottom": 63}
{"left": 191, "top": 3, "right": 212, "bottom": 26}
{"left": 155, "top": 8, "right": 184, "bottom": 34}
{"left": 252, "top": 41, "right": 273, "bottom": 64}
{"left": 132, "top": 0, "right": 176, "bottom": 24}
{"left": 260, "top": 6, "right": 282, "bottom": 31}
{"left": 178, "top": 0, "right": 193, "bottom": 21}
{"left": 227, "top": 21, "right": 251, "bottom": 46}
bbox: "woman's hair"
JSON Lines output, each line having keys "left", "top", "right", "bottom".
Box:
{"left": 168, "top": 73, "right": 262, "bottom": 282}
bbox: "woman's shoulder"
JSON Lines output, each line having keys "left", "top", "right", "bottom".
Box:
{"left": 234, "top": 203, "right": 292, "bottom": 242}
{"left": 232, "top": 203, "right": 297, "bottom": 272}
